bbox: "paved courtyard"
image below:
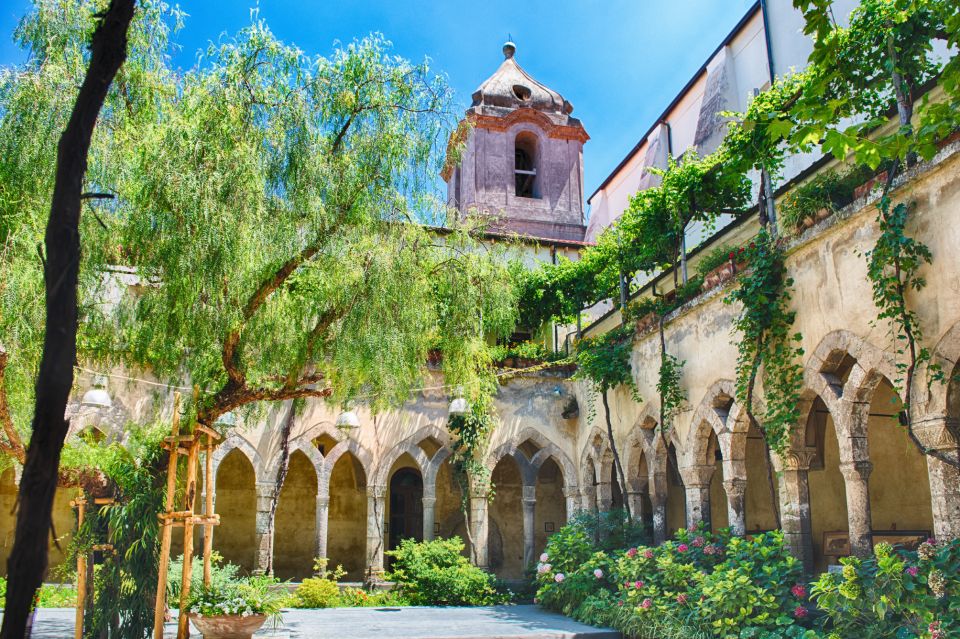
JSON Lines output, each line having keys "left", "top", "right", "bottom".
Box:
{"left": 10, "top": 605, "right": 619, "bottom": 638}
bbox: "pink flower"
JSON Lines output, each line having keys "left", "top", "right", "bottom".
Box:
{"left": 676, "top": 593, "right": 688, "bottom": 604}
{"left": 634, "top": 580, "right": 644, "bottom": 589}
{"left": 554, "top": 573, "right": 565, "bottom": 583}
{"left": 929, "top": 621, "right": 944, "bottom": 639}
{"left": 626, "top": 547, "right": 638, "bottom": 558}
{"left": 643, "top": 549, "right": 654, "bottom": 559}
{"left": 540, "top": 552, "right": 549, "bottom": 562}
{"left": 677, "top": 544, "right": 689, "bottom": 553}
{"left": 703, "top": 544, "right": 718, "bottom": 555}
{"left": 617, "top": 600, "right": 624, "bottom": 606}
{"left": 793, "top": 606, "right": 808, "bottom": 619}
{"left": 692, "top": 536, "right": 705, "bottom": 548}
{"left": 594, "top": 568, "right": 604, "bottom": 579}
{"left": 641, "top": 598, "right": 653, "bottom": 610}
{"left": 791, "top": 584, "right": 808, "bottom": 598}
{"left": 905, "top": 566, "right": 919, "bottom": 577}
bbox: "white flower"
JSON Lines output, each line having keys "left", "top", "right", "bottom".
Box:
{"left": 594, "top": 568, "right": 604, "bottom": 579}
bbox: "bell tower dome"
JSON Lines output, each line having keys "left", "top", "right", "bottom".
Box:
{"left": 444, "top": 42, "right": 589, "bottom": 243}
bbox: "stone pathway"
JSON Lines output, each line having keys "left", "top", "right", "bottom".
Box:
{"left": 10, "top": 605, "right": 619, "bottom": 638}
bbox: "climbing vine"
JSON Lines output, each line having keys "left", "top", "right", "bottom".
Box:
{"left": 574, "top": 325, "right": 639, "bottom": 520}
{"left": 724, "top": 229, "right": 804, "bottom": 456}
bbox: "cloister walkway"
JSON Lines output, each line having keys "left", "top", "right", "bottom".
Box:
{"left": 12, "top": 605, "right": 620, "bottom": 638}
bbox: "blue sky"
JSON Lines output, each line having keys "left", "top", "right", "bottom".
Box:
{"left": 0, "top": 0, "right": 758, "bottom": 211}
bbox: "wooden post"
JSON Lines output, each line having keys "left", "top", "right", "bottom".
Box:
{"left": 153, "top": 392, "right": 181, "bottom": 639}
{"left": 73, "top": 491, "right": 86, "bottom": 639}
{"left": 203, "top": 436, "right": 214, "bottom": 588}
{"left": 176, "top": 433, "right": 201, "bottom": 639}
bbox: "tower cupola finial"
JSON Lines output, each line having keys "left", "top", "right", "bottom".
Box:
{"left": 503, "top": 39, "right": 516, "bottom": 59}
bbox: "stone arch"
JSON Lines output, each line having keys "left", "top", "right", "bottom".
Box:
{"left": 321, "top": 438, "right": 373, "bottom": 491}
{"left": 374, "top": 441, "right": 432, "bottom": 489}
{"left": 263, "top": 438, "right": 324, "bottom": 488}
{"left": 212, "top": 434, "right": 263, "bottom": 485}
{"left": 487, "top": 441, "right": 537, "bottom": 487}
{"left": 925, "top": 321, "right": 960, "bottom": 418}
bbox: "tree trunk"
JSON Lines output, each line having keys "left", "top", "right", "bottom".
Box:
{"left": 601, "top": 389, "right": 631, "bottom": 521}
{"left": 265, "top": 403, "right": 297, "bottom": 575}
{"left": 1, "top": 3, "right": 134, "bottom": 637}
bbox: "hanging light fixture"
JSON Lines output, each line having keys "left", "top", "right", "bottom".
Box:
{"left": 448, "top": 387, "right": 469, "bottom": 417}
{"left": 335, "top": 404, "right": 360, "bottom": 430}
{"left": 81, "top": 375, "right": 112, "bottom": 409}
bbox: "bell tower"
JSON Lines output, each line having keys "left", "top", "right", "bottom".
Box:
{"left": 444, "top": 42, "right": 589, "bottom": 243}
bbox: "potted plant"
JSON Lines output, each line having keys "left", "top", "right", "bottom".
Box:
{"left": 187, "top": 577, "right": 286, "bottom": 639}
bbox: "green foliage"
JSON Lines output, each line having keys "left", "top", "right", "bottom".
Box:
{"left": 167, "top": 552, "right": 242, "bottom": 604}
{"left": 488, "top": 340, "right": 564, "bottom": 364}
{"left": 536, "top": 524, "right": 812, "bottom": 638}
{"left": 695, "top": 245, "right": 739, "bottom": 280}
{"left": 386, "top": 537, "right": 509, "bottom": 606}
{"left": 790, "top": 0, "right": 955, "bottom": 168}
{"left": 187, "top": 575, "right": 287, "bottom": 620}
{"left": 811, "top": 538, "right": 960, "bottom": 639}
{"left": 574, "top": 325, "right": 638, "bottom": 395}
{"left": 0, "top": 578, "right": 78, "bottom": 608}
{"left": 63, "top": 424, "right": 167, "bottom": 638}
{"left": 725, "top": 229, "right": 804, "bottom": 455}
{"left": 657, "top": 351, "right": 686, "bottom": 433}
{"left": 294, "top": 577, "right": 342, "bottom": 609}
{"left": 778, "top": 165, "right": 874, "bottom": 232}
{"left": 864, "top": 197, "right": 938, "bottom": 404}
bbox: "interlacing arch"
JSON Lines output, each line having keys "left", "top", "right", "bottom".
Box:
{"left": 485, "top": 428, "right": 577, "bottom": 491}
{"left": 924, "top": 320, "right": 960, "bottom": 419}
{"left": 686, "top": 380, "right": 750, "bottom": 483}
{"left": 373, "top": 424, "right": 452, "bottom": 491}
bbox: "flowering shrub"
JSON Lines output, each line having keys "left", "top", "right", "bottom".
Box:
{"left": 188, "top": 576, "right": 286, "bottom": 620}
{"left": 535, "top": 522, "right": 816, "bottom": 638}
{"left": 811, "top": 538, "right": 960, "bottom": 639}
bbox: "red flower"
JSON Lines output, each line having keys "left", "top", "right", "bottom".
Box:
{"left": 791, "top": 584, "right": 808, "bottom": 598}
{"left": 793, "top": 606, "right": 808, "bottom": 619}
{"left": 641, "top": 598, "right": 653, "bottom": 610}
{"left": 676, "top": 593, "right": 688, "bottom": 604}
{"left": 626, "top": 547, "right": 638, "bottom": 558}
{"left": 643, "top": 549, "right": 654, "bottom": 559}
{"left": 728, "top": 251, "right": 736, "bottom": 260}
{"left": 634, "top": 580, "right": 644, "bottom": 589}
{"left": 677, "top": 543, "right": 689, "bottom": 553}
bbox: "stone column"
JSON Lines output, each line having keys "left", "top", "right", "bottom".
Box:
{"left": 681, "top": 466, "right": 715, "bottom": 530}
{"left": 201, "top": 463, "right": 216, "bottom": 552}
{"left": 469, "top": 488, "right": 490, "bottom": 570}
{"left": 365, "top": 484, "right": 387, "bottom": 581}
{"left": 650, "top": 471, "right": 668, "bottom": 544}
{"left": 563, "top": 486, "right": 579, "bottom": 520}
{"left": 522, "top": 484, "right": 537, "bottom": 569}
{"left": 779, "top": 450, "right": 816, "bottom": 574}
{"left": 253, "top": 482, "right": 276, "bottom": 574}
{"left": 627, "top": 490, "right": 646, "bottom": 523}
{"left": 580, "top": 484, "right": 597, "bottom": 513}
{"left": 839, "top": 460, "right": 873, "bottom": 557}
{"left": 916, "top": 418, "right": 960, "bottom": 541}
{"left": 722, "top": 478, "right": 747, "bottom": 536}
{"left": 316, "top": 495, "right": 330, "bottom": 560}
{"left": 422, "top": 493, "right": 437, "bottom": 542}
{"left": 596, "top": 478, "right": 613, "bottom": 512}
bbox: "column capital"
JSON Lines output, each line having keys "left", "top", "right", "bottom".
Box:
{"left": 421, "top": 496, "right": 437, "bottom": 506}
{"left": 914, "top": 417, "right": 960, "bottom": 451}
{"left": 369, "top": 484, "right": 386, "bottom": 500}
{"left": 722, "top": 477, "right": 747, "bottom": 499}
{"left": 839, "top": 460, "right": 873, "bottom": 482}
{"left": 680, "top": 465, "right": 715, "bottom": 488}
{"left": 522, "top": 485, "right": 537, "bottom": 502}
{"left": 781, "top": 448, "right": 818, "bottom": 471}
{"left": 317, "top": 496, "right": 330, "bottom": 508}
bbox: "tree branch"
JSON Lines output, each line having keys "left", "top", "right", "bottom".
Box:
{"left": 0, "top": 346, "right": 26, "bottom": 466}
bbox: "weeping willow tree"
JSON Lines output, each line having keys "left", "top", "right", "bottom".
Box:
{"left": 0, "top": 0, "right": 517, "bottom": 633}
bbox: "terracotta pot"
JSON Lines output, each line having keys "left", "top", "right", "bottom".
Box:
{"left": 802, "top": 216, "right": 815, "bottom": 228}
{"left": 815, "top": 207, "right": 832, "bottom": 221}
{"left": 189, "top": 613, "right": 267, "bottom": 639}
{"left": 854, "top": 171, "right": 888, "bottom": 200}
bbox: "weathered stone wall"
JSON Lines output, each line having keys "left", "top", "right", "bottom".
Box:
{"left": 574, "top": 142, "right": 960, "bottom": 570}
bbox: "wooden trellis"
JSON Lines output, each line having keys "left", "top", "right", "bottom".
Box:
{"left": 152, "top": 391, "right": 222, "bottom": 639}
{"left": 70, "top": 491, "right": 115, "bottom": 639}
